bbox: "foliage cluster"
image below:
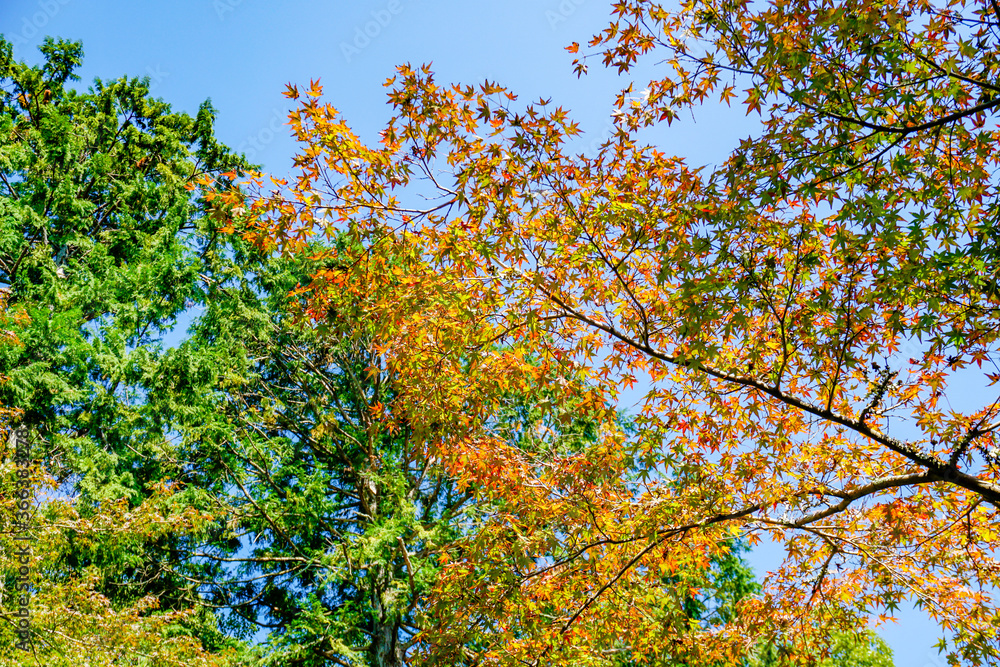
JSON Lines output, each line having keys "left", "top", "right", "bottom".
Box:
{"left": 7, "top": 0, "right": 992, "bottom": 660}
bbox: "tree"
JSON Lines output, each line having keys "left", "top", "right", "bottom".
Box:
{"left": 231, "top": 0, "right": 1000, "bottom": 662}
{"left": 0, "top": 35, "right": 246, "bottom": 501}
{"left": 153, "top": 231, "right": 638, "bottom": 666}
{"left": 1, "top": 40, "right": 675, "bottom": 666}
{"left": 0, "top": 470, "right": 242, "bottom": 666}
{"left": 755, "top": 630, "right": 894, "bottom": 667}
{"left": 0, "top": 299, "right": 238, "bottom": 665}
{"left": 0, "top": 37, "right": 251, "bottom": 661}
{"left": 162, "top": 241, "right": 471, "bottom": 667}
{"left": 145, "top": 228, "right": 894, "bottom": 667}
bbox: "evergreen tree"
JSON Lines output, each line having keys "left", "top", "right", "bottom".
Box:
{"left": 0, "top": 36, "right": 251, "bottom": 662}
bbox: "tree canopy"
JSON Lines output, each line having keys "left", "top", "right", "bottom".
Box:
{"left": 11, "top": 0, "right": 992, "bottom": 662}
{"left": 228, "top": 0, "right": 1000, "bottom": 664}
{"left": 0, "top": 36, "right": 251, "bottom": 663}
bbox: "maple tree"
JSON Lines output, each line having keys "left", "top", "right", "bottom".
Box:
{"left": 156, "top": 234, "right": 672, "bottom": 667}
{"left": 228, "top": 0, "right": 1000, "bottom": 663}
{"left": 160, "top": 228, "right": 892, "bottom": 667}
{"left": 0, "top": 27, "right": 902, "bottom": 667}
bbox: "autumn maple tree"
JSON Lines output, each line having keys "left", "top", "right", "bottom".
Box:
{"left": 2, "top": 35, "right": 793, "bottom": 667}
{"left": 228, "top": 0, "right": 1000, "bottom": 664}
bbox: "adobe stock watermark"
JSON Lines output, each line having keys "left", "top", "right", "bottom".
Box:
{"left": 144, "top": 65, "right": 170, "bottom": 93}
{"left": 546, "top": 0, "right": 586, "bottom": 30}
{"left": 237, "top": 108, "right": 287, "bottom": 163}
{"left": 340, "top": 0, "right": 404, "bottom": 63}
{"left": 7, "top": 426, "right": 35, "bottom": 651}
{"left": 7, "top": 0, "right": 74, "bottom": 47}
{"left": 213, "top": 0, "right": 244, "bottom": 20}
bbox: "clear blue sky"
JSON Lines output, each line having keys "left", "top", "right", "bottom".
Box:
{"left": 1, "top": 1, "right": 944, "bottom": 663}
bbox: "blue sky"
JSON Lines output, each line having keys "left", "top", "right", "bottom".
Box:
{"left": 0, "top": 0, "right": 947, "bottom": 663}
